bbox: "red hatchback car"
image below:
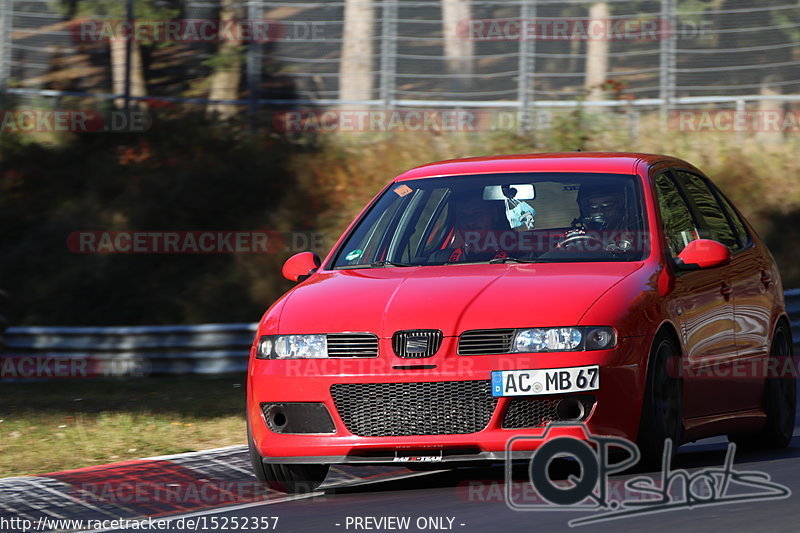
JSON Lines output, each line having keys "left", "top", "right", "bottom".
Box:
{"left": 247, "top": 153, "right": 796, "bottom": 492}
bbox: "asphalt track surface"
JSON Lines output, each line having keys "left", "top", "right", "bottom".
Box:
{"left": 98, "top": 401, "right": 800, "bottom": 533}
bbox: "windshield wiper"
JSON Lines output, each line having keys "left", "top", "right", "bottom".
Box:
{"left": 487, "top": 256, "right": 538, "bottom": 264}
{"left": 370, "top": 260, "right": 415, "bottom": 268}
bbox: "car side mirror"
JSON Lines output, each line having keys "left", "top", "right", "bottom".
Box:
{"left": 673, "top": 239, "right": 732, "bottom": 271}
{"left": 282, "top": 252, "right": 321, "bottom": 282}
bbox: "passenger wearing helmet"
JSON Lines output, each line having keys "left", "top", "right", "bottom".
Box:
{"left": 428, "top": 191, "right": 513, "bottom": 263}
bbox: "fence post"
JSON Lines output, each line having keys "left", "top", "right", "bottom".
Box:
{"left": 123, "top": 0, "right": 133, "bottom": 110}
{"left": 660, "top": 0, "right": 676, "bottom": 125}
{"left": 379, "top": 0, "right": 397, "bottom": 109}
{"left": 517, "top": 0, "right": 536, "bottom": 132}
{"left": 246, "top": 0, "right": 263, "bottom": 131}
{"left": 0, "top": 0, "right": 12, "bottom": 106}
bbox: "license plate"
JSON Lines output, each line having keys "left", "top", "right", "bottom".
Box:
{"left": 491, "top": 365, "right": 599, "bottom": 397}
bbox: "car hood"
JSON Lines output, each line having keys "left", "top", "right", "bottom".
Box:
{"left": 272, "top": 263, "right": 642, "bottom": 337}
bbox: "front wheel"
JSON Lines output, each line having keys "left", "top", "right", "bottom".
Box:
{"left": 247, "top": 421, "right": 330, "bottom": 493}
{"left": 637, "top": 333, "right": 684, "bottom": 471}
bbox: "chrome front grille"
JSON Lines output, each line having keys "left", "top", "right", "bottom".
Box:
{"left": 326, "top": 333, "right": 379, "bottom": 358}
{"left": 458, "top": 329, "right": 515, "bottom": 355}
{"left": 392, "top": 330, "right": 443, "bottom": 358}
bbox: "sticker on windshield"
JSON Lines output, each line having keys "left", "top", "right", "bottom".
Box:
{"left": 393, "top": 184, "right": 413, "bottom": 197}
{"left": 345, "top": 249, "right": 363, "bottom": 261}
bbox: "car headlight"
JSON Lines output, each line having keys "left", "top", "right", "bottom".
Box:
{"left": 512, "top": 327, "right": 616, "bottom": 352}
{"left": 256, "top": 335, "right": 328, "bottom": 359}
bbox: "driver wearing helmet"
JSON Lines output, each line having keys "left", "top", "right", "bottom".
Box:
{"left": 561, "top": 183, "right": 635, "bottom": 254}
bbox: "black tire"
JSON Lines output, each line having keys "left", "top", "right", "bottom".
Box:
{"left": 247, "top": 419, "right": 329, "bottom": 493}
{"left": 637, "top": 332, "right": 684, "bottom": 471}
{"left": 729, "top": 321, "right": 796, "bottom": 450}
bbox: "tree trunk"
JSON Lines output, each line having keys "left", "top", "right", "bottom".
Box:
{"left": 339, "top": 0, "right": 374, "bottom": 106}
{"left": 756, "top": 75, "right": 783, "bottom": 147}
{"left": 441, "top": 0, "right": 473, "bottom": 94}
{"left": 584, "top": 2, "right": 609, "bottom": 101}
{"left": 110, "top": 37, "right": 146, "bottom": 108}
{"left": 207, "top": 0, "right": 244, "bottom": 119}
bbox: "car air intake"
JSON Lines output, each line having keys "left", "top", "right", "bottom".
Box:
{"left": 501, "top": 395, "right": 596, "bottom": 429}
{"left": 392, "top": 330, "right": 443, "bottom": 358}
{"left": 458, "top": 329, "right": 515, "bottom": 355}
{"left": 326, "top": 333, "right": 379, "bottom": 357}
{"left": 331, "top": 380, "right": 497, "bottom": 436}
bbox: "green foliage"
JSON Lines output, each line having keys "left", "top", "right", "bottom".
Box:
{"left": 2, "top": 111, "right": 800, "bottom": 326}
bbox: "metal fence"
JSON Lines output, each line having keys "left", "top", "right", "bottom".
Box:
{"left": 1, "top": 0, "right": 799, "bottom": 125}
{"left": 2, "top": 290, "right": 800, "bottom": 376}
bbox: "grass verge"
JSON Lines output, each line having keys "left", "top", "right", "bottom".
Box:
{"left": 0, "top": 374, "right": 247, "bottom": 477}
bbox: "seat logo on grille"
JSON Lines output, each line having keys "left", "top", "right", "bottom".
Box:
{"left": 405, "top": 336, "right": 429, "bottom": 353}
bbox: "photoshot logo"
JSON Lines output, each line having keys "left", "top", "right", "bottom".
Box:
{"left": 504, "top": 424, "right": 791, "bottom": 527}
{"left": 0, "top": 110, "right": 151, "bottom": 133}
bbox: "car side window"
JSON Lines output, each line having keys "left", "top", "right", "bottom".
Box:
{"left": 674, "top": 171, "right": 741, "bottom": 252}
{"left": 654, "top": 172, "right": 698, "bottom": 258}
{"left": 715, "top": 190, "right": 751, "bottom": 249}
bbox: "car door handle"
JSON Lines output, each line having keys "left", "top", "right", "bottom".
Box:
{"left": 720, "top": 284, "right": 733, "bottom": 300}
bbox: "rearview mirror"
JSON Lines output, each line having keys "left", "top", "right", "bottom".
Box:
{"left": 282, "top": 252, "right": 321, "bottom": 282}
{"left": 674, "top": 239, "right": 731, "bottom": 271}
{"left": 483, "top": 184, "right": 535, "bottom": 201}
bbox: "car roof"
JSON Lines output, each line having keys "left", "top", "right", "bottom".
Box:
{"left": 394, "top": 152, "right": 689, "bottom": 181}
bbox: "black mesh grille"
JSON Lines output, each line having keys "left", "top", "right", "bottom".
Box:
{"left": 326, "top": 333, "right": 379, "bottom": 357}
{"left": 458, "top": 329, "right": 515, "bottom": 355}
{"left": 392, "top": 330, "right": 443, "bottom": 358}
{"left": 501, "top": 395, "right": 596, "bottom": 429}
{"left": 331, "top": 381, "right": 497, "bottom": 437}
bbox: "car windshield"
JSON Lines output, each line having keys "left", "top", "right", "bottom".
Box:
{"left": 331, "top": 172, "right": 648, "bottom": 268}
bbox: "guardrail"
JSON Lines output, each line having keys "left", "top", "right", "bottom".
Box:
{"left": 1, "top": 323, "right": 257, "bottom": 376}
{"left": 2, "top": 290, "right": 800, "bottom": 377}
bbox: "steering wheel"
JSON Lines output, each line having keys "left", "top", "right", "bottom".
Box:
{"left": 556, "top": 233, "right": 605, "bottom": 250}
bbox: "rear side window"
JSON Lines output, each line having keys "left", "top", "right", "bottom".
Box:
{"left": 675, "top": 171, "right": 741, "bottom": 251}
{"left": 654, "top": 172, "right": 698, "bottom": 257}
{"left": 715, "top": 191, "right": 751, "bottom": 249}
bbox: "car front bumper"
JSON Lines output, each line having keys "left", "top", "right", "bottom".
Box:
{"left": 247, "top": 335, "right": 653, "bottom": 463}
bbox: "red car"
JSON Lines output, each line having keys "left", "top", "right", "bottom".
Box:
{"left": 247, "top": 152, "right": 795, "bottom": 492}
